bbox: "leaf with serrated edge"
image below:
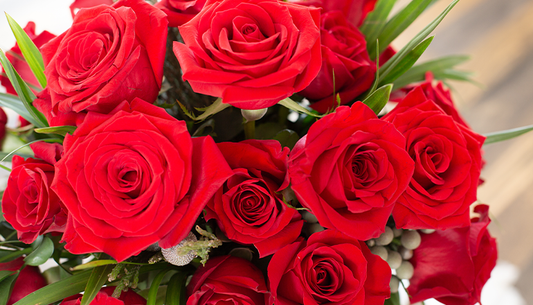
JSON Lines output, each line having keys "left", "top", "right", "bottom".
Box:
{"left": 5, "top": 13, "right": 46, "bottom": 88}
{"left": 484, "top": 124, "right": 533, "bottom": 145}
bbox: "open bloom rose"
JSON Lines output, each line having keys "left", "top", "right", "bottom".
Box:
{"left": 61, "top": 287, "right": 146, "bottom": 305}
{"left": 205, "top": 140, "right": 303, "bottom": 257}
{"left": 383, "top": 87, "right": 485, "bottom": 229}
{"left": 268, "top": 230, "right": 391, "bottom": 305}
{"left": 0, "top": 22, "right": 55, "bottom": 95}
{"left": 173, "top": 0, "right": 321, "bottom": 110}
{"left": 187, "top": 255, "right": 269, "bottom": 305}
{"left": 2, "top": 142, "right": 66, "bottom": 243}
{"left": 155, "top": 0, "right": 207, "bottom": 27}
{"left": 52, "top": 98, "right": 232, "bottom": 262}
{"left": 287, "top": 0, "right": 377, "bottom": 27}
{"left": 299, "top": 11, "right": 375, "bottom": 113}
{"left": 36, "top": 0, "right": 167, "bottom": 126}
{"left": 288, "top": 102, "right": 414, "bottom": 240}
{"left": 408, "top": 205, "right": 497, "bottom": 305}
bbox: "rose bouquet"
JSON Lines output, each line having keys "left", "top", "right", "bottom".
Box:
{"left": 0, "top": 0, "right": 530, "bottom": 304}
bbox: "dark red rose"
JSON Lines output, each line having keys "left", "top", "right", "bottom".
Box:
{"left": 408, "top": 205, "right": 497, "bottom": 305}
{"left": 268, "top": 230, "right": 390, "bottom": 305}
{"left": 287, "top": 0, "right": 377, "bottom": 27}
{"left": 155, "top": 0, "right": 207, "bottom": 27}
{"left": 187, "top": 255, "right": 269, "bottom": 305}
{"left": 52, "top": 98, "right": 232, "bottom": 262}
{"left": 205, "top": 140, "right": 303, "bottom": 257}
{"left": 0, "top": 22, "right": 56, "bottom": 95}
{"left": 299, "top": 11, "right": 375, "bottom": 113}
{"left": 69, "top": 0, "right": 114, "bottom": 18}
{"left": 288, "top": 102, "right": 414, "bottom": 240}
{"left": 37, "top": 0, "right": 168, "bottom": 126}
{"left": 2, "top": 142, "right": 66, "bottom": 243}
{"left": 173, "top": 0, "right": 321, "bottom": 110}
{"left": 0, "top": 107, "right": 7, "bottom": 148}
{"left": 383, "top": 87, "right": 485, "bottom": 229}
{"left": 390, "top": 72, "right": 470, "bottom": 127}
{"left": 61, "top": 287, "right": 146, "bottom": 305}
{"left": 0, "top": 257, "right": 47, "bottom": 305}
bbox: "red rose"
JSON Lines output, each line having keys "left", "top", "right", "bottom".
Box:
{"left": 299, "top": 11, "right": 375, "bottom": 113}
{"left": 268, "top": 230, "right": 391, "bottom": 305}
{"left": 205, "top": 140, "right": 303, "bottom": 257}
{"left": 408, "top": 205, "right": 497, "bottom": 305}
{"left": 0, "top": 258, "right": 47, "bottom": 305}
{"left": 2, "top": 142, "right": 66, "bottom": 243}
{"left": 187, "top": 255, "right": 269, "bottom": 305}
{"left": 61, "top": 287, "right": 146, "bottom": 305}
{"left": 0, "top": 22, "right": 55, "bottom": 95}
{"left": 36, "top": 0, "right": 167, "bottom": 126}
{"left": 69, "top": 0, "right": 114, "bottom": 18}
{"left": 383, "top": 87, "right": 485, "bottom": 229}
{"left": 288, "top": 102, "right": 414, "bottom": 240}
{"left": 0, "top": 107, "right": 7, "bottom": 148}
{"left": 287, "top": 0, "right": 377, "bottom": 27}
{"left": 155, "top": 0, "right": 207, "bottom": 27}
{"left": 173, "top": 0, "right": 321, "bottom": 110}
{"left": 391, "top": 72, "right": 470, "bottom": 127}
{"left": 52, "top": 98, "right": 232, "bottom": 262}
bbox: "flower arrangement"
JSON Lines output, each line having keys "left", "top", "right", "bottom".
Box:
{"left": 0, "top": 0, "right": 531, "bottom": 304}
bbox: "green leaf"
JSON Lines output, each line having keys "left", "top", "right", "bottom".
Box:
{"left": 278, "top": 98, "right": 324, "bottom": 118}
{"left": 34, "top": 125, "right": 77, "bottom": 136}
{"left": 380, "top": 0, "right": 460, "bottom": 82}
{"left": 0, "top": 49, "right": 47, "bottom": 127}
{"left": 0, "top": 270, "right": 14, "bottom": 283}
{"left": 273, "top": 129, "right": 299, "bottom": 150}
{"left": 376, "top": 0, "right": 433, "bottom": 55}
{"left": 361, "top": 0, "right": 397, "bottom": 56}
{"left": 0, "top": 273, "right": 18, "bottom": 305}
{"left": 0, "top": 93, "right": 39, "bottom": 126}
{"left": 5, "top": 13, "right": 46, "bottom": 89}
{"left": 379, "top": 36, "right": 433, "bottom": 86}
{"left": 80, "top": 264, "right": 115, "bottom": 305}
{"left": 384, "top": 292, "right": 400, "bottom": 305}
{"left": 147, "top": 270, "right": 171, "bottom": 305}
{"left": 165, "top": 272, "right": 188, "bottom": 305}
{"left": 14, "top": 269, "right": 92, "bottom": 305}
{"left": 24, "top": 236, "right": 54, "bottom": 266}
{"left": 179, "top": 98, "right": 231, "bottom": 121}
{"left": 483, "top": 124, "right": 533, "bottom": 145}
{"left": 393, "top": 55, "right": 471, "bottom": 89}
{"left": 362, "top": 84, "right": 393, "bottom": 114}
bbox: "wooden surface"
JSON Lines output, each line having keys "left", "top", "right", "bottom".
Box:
{"left": 397, "top": 0, "right": 533, "bottom": 302}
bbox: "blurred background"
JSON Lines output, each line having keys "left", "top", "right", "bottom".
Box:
{"left": 1, "top": 0, "right": 533, "bottom": 304}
